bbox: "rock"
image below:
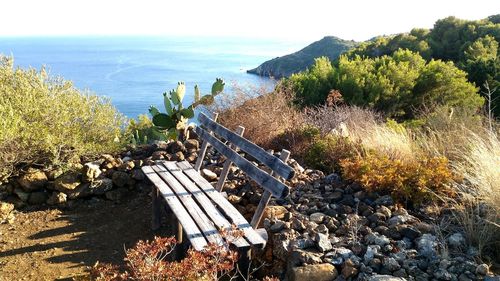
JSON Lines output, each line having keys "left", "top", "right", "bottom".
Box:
{"left": 314, "top": 233, "right": 332, "bottom": 252}
{"left": 365, "top": 233, "right": 390, "bottom": 246}
{"left": 383, "top": 257, "right": 401, "bottom": 272}
{"left": 17, "top": 168, "right": 48, "bottom": 191}
{"left": 270, "top": 220, "right": 286, "bottom": 232}
{"left": 201, "top": 169, "right": 217, "bottom": 181}
{"left": 28, "top": 191, "right": 49, "bottom": 204}
{"left": 82, "top": 162, "right": 102, "bottom": 182}
{"left": 364, "top": 245, "right": 380, "bottom": 263}
{"left": 475, "top": 264, "right": 488, "bottom": 275}
{"left": 325, "top": 173, "right": 342, "bottom": 184}
{"left": 112, "top": 171, "right": 130, "bottom": 187}
{"left": 388, "top": 215, "right": 411, "bottom": 226}
{"left": 374, "top": 195, "right": 394, "bottom": 206}
{"left": 89, "top": 177, "right": 113, "bottom": 195}
{"left": 328, "top": 191, "right": 343, "bottom": 202}
{"left": 434, "top": 269, "right": 452, "bottom": 280}
{"left": 14, "top": 187, "right": 30, "bottom": 202}
{"left": 0, "top": 202, "right": 14, "bottom": 219}
{"left": 46, "top": 168, "right": 64, "bottom": 180}
{"left": 376, "top": 205, "right": 391, "bottom": 217}
{"left": 184, "top": 139, "right": 199, "bottom": 152}
{"left": 416, "top": 233, "right": 437, "bottom": 258}
{"left": 448, "top": 233, "right": 466, "bottom": 248}
{"left": 46, "top": 192, "right": 67, "bottom": 205}
{"left": 288, "top": 249, "right": 323, "bottom": 266}
{"left": 290, "top": 263, "right": 338, "bottom": 281}
{"left": 130, "top": 169, "right": 145, "bottom": 181}
{"left": 342, "top": 258, "right": 358, "bottom": 278}
{"left": 309, "top": 212, "right": 325, "bottom": 224}
{"left": 105, "top": 188, "right": 128, "bottom": 201}
{"left": 264, "top": 206, "right": 288, "bottom": 220}
{"left": 168, "top": 141, "right": 185, "bottom": 153}
{"left": 172, "top": 151, "right": 185, "bottom": 161}
{"left": 367, "top": 275, "right": 407, "bottom": 281}
{"left": 152, "top": 150, "right": 167, "bottom": 160}
{"left": 400, "top": 226, "right": 421, "bottom": 240}
{"left": 66, "top": 183, "right": 92, "bottom": 199}
{"left": 54, "top": 172, "right": 81, "bottom": 192}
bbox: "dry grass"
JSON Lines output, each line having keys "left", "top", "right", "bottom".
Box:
{"left": 306, "top": 106, "right": 418, "bottom": 161}
{"left": 208, "top": 83, "right": 304, "bottom": 149}
{"left": 449, "top": 131, "right": 500, "bottom": 259}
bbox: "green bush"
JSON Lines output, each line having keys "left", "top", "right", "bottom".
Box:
{"left": 0, "top": 56, "right": 125, "bottom": 181}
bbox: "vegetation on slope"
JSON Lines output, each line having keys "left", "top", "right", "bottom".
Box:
{"left": 247, "top": 36, "right": 357, "bottom": 78}
{"left": 0, "top": 55, "right": 125, "bottom": 181}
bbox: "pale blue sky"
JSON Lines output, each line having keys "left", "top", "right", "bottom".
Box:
{"left": 2, "top": 0, "right": 500, "bottom": 41}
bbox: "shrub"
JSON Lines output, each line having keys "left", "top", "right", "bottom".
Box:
{"left": 304, "top": 134, "right": 361, "bottom": 173}
{"left": 340, "top": 153, "right": 454, "bottom": 205}
{"left": 0, "top": 56, "right": 125, "bottom": 181}
{"left": 91, "top": 233, "right": 278, "bottom": 281}
{"left": 210, "top": 84, "right": 304, "bottom": 149}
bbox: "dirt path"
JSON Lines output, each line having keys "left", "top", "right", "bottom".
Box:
{"left": 0, "top": 189, "right": 172, "bottom": 281}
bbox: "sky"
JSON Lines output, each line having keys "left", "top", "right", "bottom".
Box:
{"left": 1, "top": 0, "right": 500, "bottom": 41}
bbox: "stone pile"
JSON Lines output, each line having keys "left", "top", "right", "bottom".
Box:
{"left": 198, "top": 149, "right": 498, "bottom": 281}
{"left": 0, "top": 138, "right": 199, "bottom": 218}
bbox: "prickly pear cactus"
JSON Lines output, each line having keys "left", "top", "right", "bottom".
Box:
{"left": 149, "top": 78, "right": 224, "bottom": 140}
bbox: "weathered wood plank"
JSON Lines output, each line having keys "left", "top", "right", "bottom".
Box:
{"left": 152, "top": 165, "right": 223, "bottom": 246}
{"left": 198, "top": 112, "right": 295, "bottom": 180}
{"left": 194, "top": 126, "right": 290, "bottom": 199}
{"left": 141, "top": 166, "right": 208, "bottom": 251}
{"left": 161, "top": 161, "right": 249, "bottom": 248}
{"left": 194, "top": 113, "right": 218, "bottom": 171}
{"left": 250, "top": 149, "right": 291, "bottom": 228}
{"left": 216, "top": 126, "right": 245, "bottom": 192}
{"left": 176, "top": 161, "right": 267, "bottom": 247}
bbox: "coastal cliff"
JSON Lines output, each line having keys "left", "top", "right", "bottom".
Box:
{"left": 247, "top": 36, "right": 357, "bottom": 78}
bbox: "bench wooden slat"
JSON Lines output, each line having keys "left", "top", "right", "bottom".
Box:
{"left": 152, "top": 165, "right": 223, "bottom": 246}
{"left": 142, "top": 166, "right": 208, "bottom": 251}
{"left": 198, "top": 112, "right": 295, "bottom": 181}
{"left": 194, "top": 126, "right": 290, "bottom": 199}
{"left": 161, "top": 161, "right": 250, "bottom": 248}
{"left": 176, "top": 161, "right": 267, "bottom": 247}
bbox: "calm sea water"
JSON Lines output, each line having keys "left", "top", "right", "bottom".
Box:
{"left": 0, "top": 36, "right": 305, "bottom": 118}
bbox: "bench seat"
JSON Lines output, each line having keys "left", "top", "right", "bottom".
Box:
{"left": 142, "top": 160, "right": 267, "bottom": 251}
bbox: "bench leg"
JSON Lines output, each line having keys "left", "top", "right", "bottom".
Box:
{"left": 152, "top": 187, "right": 161, "bottom": 231}
{"left": 237, "top": 247, "right": 251, "bottom": 280}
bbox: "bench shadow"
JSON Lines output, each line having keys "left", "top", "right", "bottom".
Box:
{"left": 0, "top": 187, "right": 176, "bottom": 276}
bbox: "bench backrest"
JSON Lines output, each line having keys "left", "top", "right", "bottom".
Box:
{"left": 194, "top": 112, "right": 294, "bottom": 200}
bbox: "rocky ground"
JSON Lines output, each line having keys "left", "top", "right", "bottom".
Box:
{"left": 0, "top": 137, "right": 498, "bottom": 280}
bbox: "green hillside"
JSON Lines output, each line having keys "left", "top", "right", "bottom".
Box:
{"left": 247, "top": 36, "right": 358, "bottom": 78}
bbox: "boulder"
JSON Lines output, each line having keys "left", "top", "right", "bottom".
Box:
{"left": 28, "top": 191, "right": 49, "bottom": 204}
{"left": 82, "top": 162, "right": 102, "bottom": 182}
{"left": 367, "top": 275, "right": 407, "bottom": 281}
{"left": 448, "top": 233, "right": 466, "bottom": 248}
{"left": 184, "top": 139, "right": 199, "bottom": 152}
{"left": 112, "top": 171, "right": 130, "bottom": 187}
{"left": 314, "top": 232, "right": 332, "bottom": 252}
{"left": 105, "top": 188, "right": 128, "bottom": 201}
{"left": 290, "top": 263, "right": 338, "bottom": 281}
{"left": 309, "top": 212, "right": 326, "bottom": 224}
{"left": 17, "top": 168, "right": 48, "bottom": 191}
{"left": 416, "top": 233, "right": 437, "bottom": 259}
{"left": 46, "top": 192, "right": 67, "bottom": 205}
{"left": 201, "top": 169, "right": 217, "bottom": 181}
{"left": 54, "top": 172, "right": 81, "bottom": 192}
{"left": 14, "top": 187, "right": 30, "bottom": 202}
{"left": 0, "top": 202, "right": 14, "bottom": 218}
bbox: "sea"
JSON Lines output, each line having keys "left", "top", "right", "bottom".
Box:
{"left": 0, "top": 36, "right": 306, "bottom": 118}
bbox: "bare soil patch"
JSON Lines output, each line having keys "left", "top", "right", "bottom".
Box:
{"left": 0, "top": 189, "right": 171, "bottom": 281}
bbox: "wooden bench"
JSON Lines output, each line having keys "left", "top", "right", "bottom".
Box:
{"left": 141, "top": 112, "right": 295, "bottom": 255}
